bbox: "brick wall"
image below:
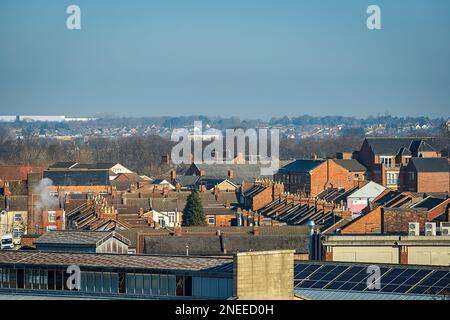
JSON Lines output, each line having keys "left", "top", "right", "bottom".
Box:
{"left": 341, "top": 207, "right": 382, "bottom": 234}
{"left": 309, "top": 160, "right": 364, "bottom": 197}
{"left": 427, "top": 198, "right": 450, "bottom": 221}
{"left": 383, "top": 207, "right": 428, "bottom": 234}
{"left": 417, "top": 172, "right": 450, "bottom": 193}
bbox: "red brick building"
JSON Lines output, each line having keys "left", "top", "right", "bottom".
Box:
{"left": 355, "top": 137, "right": 442, "bottom": 190}
{"left": 274, "top": 159, "right": 366, "bottom": 197}
{"left": 402, "top": 157, "right": 450, "bottom": 193}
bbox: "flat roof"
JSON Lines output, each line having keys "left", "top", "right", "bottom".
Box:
{"left": 0, "top": 251, "right": 233, "bottom": 274}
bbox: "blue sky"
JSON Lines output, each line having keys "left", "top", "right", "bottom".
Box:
{"left": 0, "top": 0, "right": 449, "bottom": 119}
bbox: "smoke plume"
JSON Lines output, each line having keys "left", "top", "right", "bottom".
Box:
{"left": 34, "top": 178, "right": 59, "bottom": 210}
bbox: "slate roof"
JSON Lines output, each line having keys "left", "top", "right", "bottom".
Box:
{"left": 191, "top": 163, "right": 266, "bottom": 183}
{"left": 73, "top": 163, "right": 118, "bottom": 170}
{"left": 150, "top": 198, "right": 180, "bottom": 212}
{"left": 48, "top": 162, "right": 78, "bottom": 170}
{"left": 174, "top": 176, "right": 200, "bottom": 188}
{"left": 277, "top": 160, "right": 325, "bottom": 174}
{"left": 144, "top": 234, "right": 309, "bottom": 255}
{"left": 412, "top": 196, "right": 446, "bottom": 210}
{"left": 333, "top": 159, "right": 367, "bottom": 172}
{"left": 365, "top": 138, "right": 436, "bottom": 155}
{"left": 410, "top": 157, "right": 450, "bottom": 172}
{"left": 196, "top": 178, "right": 238, "bottom": 190}
{"left": 34, "top": 230, "right": 130, "bottom": 246}
{"left": 43, "top": 170, "right": 111, "bottom": 186}
{"left": 0, "top": 250, "right": 233, "bottom": 273}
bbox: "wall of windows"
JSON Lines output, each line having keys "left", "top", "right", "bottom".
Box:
{"left": 0, "top": 266, "right": 230, "bottom": 299}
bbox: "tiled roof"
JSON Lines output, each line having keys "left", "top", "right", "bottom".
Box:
{"left": 0, "top": 164, "right": 45, "bottom": 181}
{"left": 365, "top": 138, "right": 437, "bottom": 155}
{"left": 34, "top": 230, "right": 130, "bottom": 246}
{"left": 333, "top": 159, "right": 367, "bottom": 172}
{"left": 43, "top": 170, "right": 111, "bottom": 186}
{"left": 412, "top": 196, "right": 446, "bottom": 210}
{"left": 277, "top": 160, "right": 325, "bottom": 174}
{"left": 0, "top": 250, "right": 233, "bottom": 272}
{"left": 144, "top": 234, "right": 309, "bottom": 255}
{"left": 48, "top": 162, "right": 78, "bottom": 170}
{"left": 410, "top": 157, "right": 450, "bottom": 172}
{"left": 192, "top": 163, "right": 266, "bottom": 183}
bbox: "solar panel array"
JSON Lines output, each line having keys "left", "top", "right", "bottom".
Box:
{"left": 294, "top": 262, "right": 450, "bottom": 296}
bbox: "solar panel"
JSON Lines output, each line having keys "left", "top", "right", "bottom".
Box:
{"left": 294, "top": 262, "right": 450, "bottom": 297}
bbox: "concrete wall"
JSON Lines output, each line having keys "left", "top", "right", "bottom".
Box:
{"left": 408, "top": 246, "right": 450, "bottom": 266}
{"left": 233, "top": 250, "right": 294, "bottom": 300}
{"left": 332, "top": 246, "right": 399, "bottom": 264}
{"left": 324, "top": 235, "right": 450, "bottom": 267}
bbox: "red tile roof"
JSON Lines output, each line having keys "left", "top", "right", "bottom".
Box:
{"left": 0, "top": 164, "right": 46, "bottom": 181}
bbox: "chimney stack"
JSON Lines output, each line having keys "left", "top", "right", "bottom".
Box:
{"left": 170, "top": 169, "right": 177, "bottom": 181}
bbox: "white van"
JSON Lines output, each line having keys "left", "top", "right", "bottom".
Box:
{"left": 1, "top": 234, "right": 14, "bottom": 250}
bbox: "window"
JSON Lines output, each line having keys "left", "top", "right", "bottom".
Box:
{"left": 387, "top": 173, "right": 399, "bottom": 185}
{"left": 14, "top": 213, "right": 22, "bottom": 222}
{"left": 169, "top": 213, "right": 175, "bottom": 223}
{"left": 409, "top": 172, "right": 415, "bottom": 181}
{"left": 48, "top": 211, "right": 57, "bottom": 223}
{"left": 158, "top": 217, "right": 166, "bottom": 228}
{"left": 13, "top": 227, "right": 23, "bottom": 239}
{"left": 46, "top": 225, "right": 57, "bottom": 231}
{"left": 380, "top": 156, "right": 393, "bottom": 168}
{"left": 208, "top": 216, "right": 215, "bottom": 225}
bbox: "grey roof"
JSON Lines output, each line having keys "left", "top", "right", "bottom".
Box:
{"left": 410, "top": 157, "right": 450, "bottom": 172}
{"left": 192, "top": 163, "right": 266, "bottom": 183}
{"left": 43, "top": 170, "right": 111, "bottom": 186}
{"left": 48, "top": 162, "right": 78, "bottom": 169}
{"left": 365, "top": 138, "right": 436, "bottom": 155}
{"left": 196, "top": 178, "right": 238, "bottom": 190}
{"left": 412, "top": 196, "right": 446, "bottom": 210}
{"left": 72, "top": 163, "right": 118, "bottom": 170}
{"left": 398, "top": 147, "right": 412, "bottom": 156}
{"left": 333, "top": 159, "right": 367, "bottom": 172}
{"left": 277, "top": 160, "right": 325, "bottom": 174}
{"left": 174, "top": 176, "right": 200, "bottom": 187}
{"left": 150, "top": 198, "right": 180, "bottom": 212}
{"left": 34, "top": 230, "right": 130, "bottom": 246}
{"left": 144, "top": 234, "right": 309, "bottom": 255}
{"left": 0, "top": 250, "right": 233, "bottom": 273}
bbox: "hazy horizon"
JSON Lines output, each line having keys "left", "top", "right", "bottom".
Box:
{"left": 1, "top": 0, "right": 449, "bottom": 119}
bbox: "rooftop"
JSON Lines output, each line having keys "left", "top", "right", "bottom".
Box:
{"left": 34, "top": 230, "right": 130, "bottom": 246}
{"left": 0, "top": 250, "right": 233, "bottom": 273}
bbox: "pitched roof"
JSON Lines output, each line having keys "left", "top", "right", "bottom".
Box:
{"left": 34, "top": 230, "right": 130, "bottom": 246}
{"left": 73, "top": 163, "right": 118, "bottom": 170}
{"left": 412, "top": 196, "right": 446, "bottom": 210}
{"left": 0, "top": 250, "right": 233, "bottom": 273}
{"left": 333, "top": 159, "right": 367, "bottom": 172}
{"left": 410, "top": 157, "right": 450, "bottom": 173}
{"left": 144, "top": 234, "right": 309, "bottom": 255}
{"left": 192, "top": 163, "right": 266, "bottom": 183}
{"left": 48, "top": 162, "right": 78, "bottom": 170}
{"left": 196, "top": 178, "right": 238, "bottom": 190}
{"left": 43, "top": 170, "right": 111, "bottom": 186}
{"left": 0, "top": 165, "right": 45, "bottom": 181}
{"left": 277, "top": 160, "right": 325, "bottom": 174}
{"left": 365, "top": 138, "right": 437, "bottom": 155}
